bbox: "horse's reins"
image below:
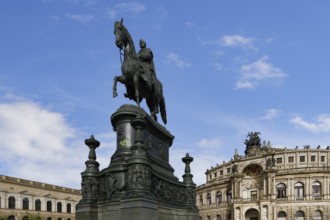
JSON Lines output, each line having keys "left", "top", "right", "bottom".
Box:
{"left": 119, "top": 48, "right": 124, "bottom": 64}
{"left": 119, "top": 47, "right": 139, "bottom": 64}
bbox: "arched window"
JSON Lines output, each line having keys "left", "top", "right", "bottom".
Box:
{"left": 22, "top": 197, "right": 29, "bottom": 210}
{"left": 312, "top": 181, "right": 321, "bottom": 197}
{"left": 277, "top": 183, "right": 286, "bottom": 198}
{"left": 277, "top": 211, "right": 287, "bottom": 220}
{"left": 216, "top": 191, "right": 222, "bottom": 204}
{"left": 294, "top": 182, "right": 304, "bottom": 198}
{"left": 243, "top": 164, "right": 263, "bottom": 176}
{"left": 23, "top": 216, "right": 29, "bottom": 220}
{"left": 8, "top": 196, "right": 15, "bottom": 209}
{"left": 47, "top": 201, "right": 52, "bottom": 212}
{"left": 57, "top": 202, "right": 62, "bottom": 212}
{"left": 47, "top": 218, "right": 52, "bottom": 220}
{"left": 8, "top": 215, "right": 15, "bottom": 220}
{"left": 313, "top": 210, "right": 322, "bottom": 220}
{"left": 216, "top": 215, "right": 221, "bottom": 220}
{"left": 207, "top": 193, "right": 211, "bottom": 205}
{"left": 207, "top": 216, "right": 211, "bottom": 220}
{"left": 295, "top": 211, "right": 305, "bottom": 220}
{"left": 57, "top": 218, "right": 62, "bottom": 220}
{"left": 67, "top": 203, "right": 72, "bottom": 213}
{"left": 227, "top": 189, "right": 232, "bottom": 204}
{"left": 35, "top": 199, "right": 41, "bottom": 211}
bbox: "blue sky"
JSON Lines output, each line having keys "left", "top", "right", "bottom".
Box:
{"left": 1, "top": 0, "right": 330, "bottom": 189}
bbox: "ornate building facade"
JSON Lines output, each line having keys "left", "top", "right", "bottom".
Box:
{"left": 196, "top": 132, "right": 330, "bottom": 220}
{"left": 0, "top": 175, "right": 81, "bottom": 220}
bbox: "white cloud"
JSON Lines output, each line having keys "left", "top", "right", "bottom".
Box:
{"left": 0, "top": 97, "right": 116, "bottom": 188}
{"left": 236, "top": 56, "right": 287, "bottom": 89}
{"left": 266, "top": 36, "right": 277, "bottom": 43}
{"left": 222, "top": 35, "right": 255, "bottom": 49}
{"left": 240, "top": 56, "right": 286, "bottom": 79}
{"left": 198, "top": 138, "right": 221, "bottom": 148}
{"left": 106, "top": 8, "right": 117, "bottom": 19}
{"left": 166, "top": 52, "right": 191, "bottom": 68}
{"left": 0, "top": 101, "right": 77, "bottom": 184}
{"left": 54, "top": 2, "right": 145, "bottom": 23}
{"left": 49, "top": 15, "right": 60, "bottom": 21}
{"left": 106, "top": 3, "right": 146, "bottom": 20}
{"left": 203, "top": 34, "right": 256, "bottom": 50}
{"left": 63, "top": 0, "right": 98, "bottom": 6}
{"left": 168, "top": 137, "right": 227, "bottom": 185}
{"left": 66, "top": 14, "right": 96, "bottom": 23}
{"left": 156, "top": 5, "right": 168, "bottom": 18}
{"left": 214, "top": 63, "right": 224, "bottom": 71}
{"left": 115, "top": 2, "right": 146, "bottom": 14}
{"left": 185, "top": 22, "right": 194, "bottom": 28}
{"left": 260, "top": 109, "right": 281, "bottom": 120}
{"left": 290, "top": 114, "right": 330, "bottom": 133}
{"left": 169, "top": 147, "right": 226, "bottom": 186}
{"left": 211, "top": 50, "right": 224, "bottom": 57}
{"left": 235, "top": 80, "right": 256, "bottom": 90}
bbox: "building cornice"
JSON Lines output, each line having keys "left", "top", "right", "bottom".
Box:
{"left": 0, "top": 175, "right": 81, "bottom": 195}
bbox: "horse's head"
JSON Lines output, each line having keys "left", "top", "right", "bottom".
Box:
{"left": 114, "top": 18, "right": 126, "bottom": 49}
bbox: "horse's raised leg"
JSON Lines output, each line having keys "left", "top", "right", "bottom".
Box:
{"left": 113, "top": 75, "right": 126, "bottom": 98}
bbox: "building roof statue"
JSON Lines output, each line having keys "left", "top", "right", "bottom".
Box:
{"left": 244, "top": 132, "right": 261, "bottom": 156}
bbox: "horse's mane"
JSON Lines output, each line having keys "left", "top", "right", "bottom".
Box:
{"left": 115, "top": 20, "right": 136, "bottom": 55}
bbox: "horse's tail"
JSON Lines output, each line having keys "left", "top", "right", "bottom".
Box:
{"left": 159, "top": 93, "right": 167, "bottom": 125}
{"left": 153, "top": 79, "right": 167, "bottom": 124}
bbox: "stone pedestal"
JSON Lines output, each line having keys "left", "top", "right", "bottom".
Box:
{"left": 120, "top": 198, "right": 159, "bottom": 220}
{"left": 76, "top": 105, "right": 199, "bottom": 220}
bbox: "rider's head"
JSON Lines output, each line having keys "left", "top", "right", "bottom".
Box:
{"left": 139, "top": 39, "right": 146, "bottom": 49}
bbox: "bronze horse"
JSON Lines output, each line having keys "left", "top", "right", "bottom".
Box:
{"left": 112, "top": 18, "right": 167, "bottom": 124}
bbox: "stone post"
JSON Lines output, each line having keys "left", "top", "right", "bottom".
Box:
{"left": 182, "top": 153, "right": 194, "bottom": 185}
{"left": 182, "top": 153, "right": 198, "bottom": 212}
{"left": 76, "top": 135, "right": 100, "bottom": 220}
{"left": 84, "top": 135, "right": 100, "bottom": 173}
{"left": 81, "top": 135, "right": 100, "bottom": 201}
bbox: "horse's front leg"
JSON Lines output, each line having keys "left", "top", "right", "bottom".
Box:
{"left": 113, "top": 75, "right": 126, "bottom": 98}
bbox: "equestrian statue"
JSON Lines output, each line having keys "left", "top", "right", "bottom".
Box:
{"left": 112, "top": 18, "right": 167, "bottom": 124}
